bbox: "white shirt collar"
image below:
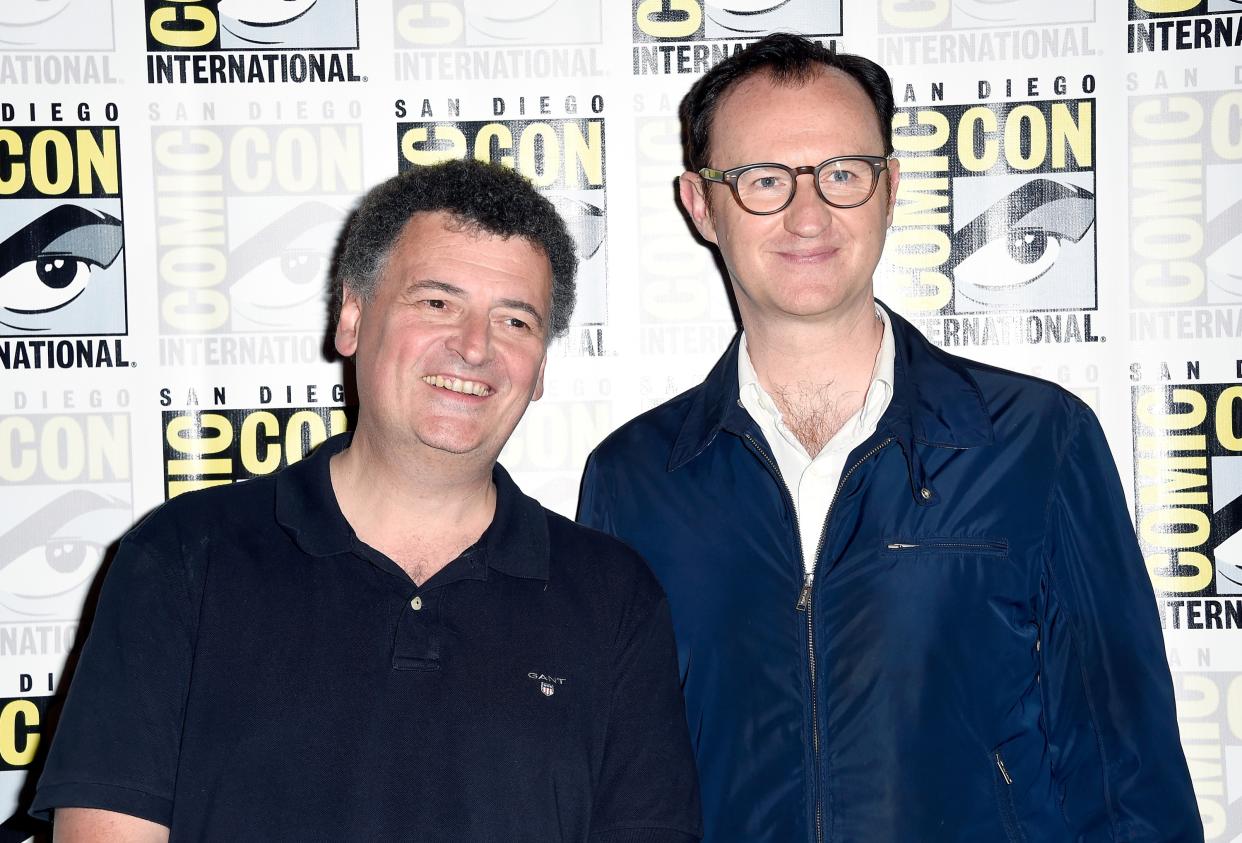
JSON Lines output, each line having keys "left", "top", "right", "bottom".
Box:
{"left": 738, "top": 304, "right": 895, "bottom": 446}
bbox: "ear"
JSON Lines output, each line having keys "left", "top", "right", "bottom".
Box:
{"left": 883, "top": 157, "right": 901, "bottom": 228}
{"left": 531, "top": 354, "right": 548, "bottom": 403}
{"left": 335, "top": 287, "right": 363, "bottom": 357}
{"left": 678, "top": 172, "right": 719, "bottom": 244}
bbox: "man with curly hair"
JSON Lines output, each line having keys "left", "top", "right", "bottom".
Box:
{"left": 34, "top": 159, "right": 701, "bottom": 842}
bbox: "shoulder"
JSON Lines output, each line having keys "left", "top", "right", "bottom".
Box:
{"left": 930, "top": 346, "right": 1097, "bottom": 447}
{"left": 544, "top": 509, "right": 665, "bottom": 603}
{"left": 127, "top": 475, "right": 279, "bottom": 555}
{"left": 588, "top": 383, "right": 703, "bottom": 468}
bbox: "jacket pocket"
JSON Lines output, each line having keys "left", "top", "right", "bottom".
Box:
{"left": 883, "top": 536, "right": 1009, "bottom": 556}
{"left": 990, "top": 748, "right": 1026, "bottom": 843}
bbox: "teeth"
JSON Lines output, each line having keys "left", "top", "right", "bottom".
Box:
{"left": 422, "top": 375, "right": 490, "bottom": 396}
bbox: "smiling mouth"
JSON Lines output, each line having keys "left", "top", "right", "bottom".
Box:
{"left": 422, "top": 375, "right": 491, "bottom": 396}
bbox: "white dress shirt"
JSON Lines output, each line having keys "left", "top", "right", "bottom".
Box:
{"left": 738, "top": 305, "right": 896, "bottom": 579}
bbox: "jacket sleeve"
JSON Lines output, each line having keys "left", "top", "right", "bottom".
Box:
{"left": 30, "top": 531, "right": 195, "bottom": 828}
{"left": 578, "top": 450, "right": 616, "bottom": 534}
{"left": 1039, "top": 402, "right": 1202, "bottom": 842}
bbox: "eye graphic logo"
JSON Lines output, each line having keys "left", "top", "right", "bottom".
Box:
{"left": 0, "top": 488, "right": 130, "bottom": 622}
{"left": 0, "top": 204, "right": 125, "bottom": 337}
{"left": 226, "top": 197, "right": 343, "bottom": 332}
{"left": 145, "top": 0, "right": 358, "bottom": 51}
{"left": 949, "top": 176, "right": 1095, "bottom": 313}
{"left": 394, "top": 0, "right": 601, "bottom": 47}
{"left": 1212, "top": 455, "right": 1242, "bottom": 594}
{"left": 0, "top": 413, "right": 132, "bottom": 624}
{"left": 633, "top": 0, "right": 840, "bottom": 41}
{"left": 0, "top": 0, "right": 115, "bottom": 51}
{"left": 1130, "top": 0, "right": 1242, "bottom": 19}
{"left": 881, "top": 0, "right": 1094, "bottom": 30}
{"left": 1204, "top": 160, "right": 1242, "bottom": 305}
{"left": 217, "top": 0, "right": 356, "bottom": 49}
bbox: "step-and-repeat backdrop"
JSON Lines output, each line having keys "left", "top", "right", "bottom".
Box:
{"left": 1, "top": 0, "right": 1239, "bottom": 836}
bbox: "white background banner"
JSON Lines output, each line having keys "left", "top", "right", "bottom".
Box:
{"left": 1, "top": 0, "right": 1239, "bottom": 837}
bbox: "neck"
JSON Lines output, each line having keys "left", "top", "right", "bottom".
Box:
{"left": 330, "top": 426, "right": 497, "bottom": 583}
{"left": 742, "top": 298, "right": 883, "bottom": 392}
{"left": 741, "top": 299, "right": 884, "bottom": 457}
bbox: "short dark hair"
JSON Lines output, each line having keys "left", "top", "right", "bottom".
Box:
{"left": 333, "top": 158, "right": 577, "bottom": 339}
{"left": 680, "top": 33, "right": 895, "bottom": 172}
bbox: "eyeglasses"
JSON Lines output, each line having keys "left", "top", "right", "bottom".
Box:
{"left": 698, "top": 155, "right": 891, "bottom": 215}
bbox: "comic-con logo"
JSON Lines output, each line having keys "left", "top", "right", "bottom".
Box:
{"left": 394, "top": 0, "right": 601, "bottom": 48}
{"left": 633, "top": 113, "right": 736, "bottom": 358}
{"left": 146, "top": 0, "right": 358, "bottom": 50}
{"left": 145, "top": 0, "right": 361, "bottom": 84}
{"left": 880, "top": 0, "right": 1095, "bottom": 30}
{"left": 0, "top": 0, "right": 115, "bottom": 51}
{"left": 396, "top": 108, "right": 608, "bottom": 331}
{"left": 152, "top": 120, "right": 363, "bottom": 365}
{"left": 1128, "top": 89, "right": 1242, "bottom": 341}
{"left": 162, "top": 406, "right": 349, "bottom": 498}
{"left": 1132, "top": 383, "right": 1242, "bottom": 604}
{"left": 0, "top": 125, "right": 126, "bottom": 340}
{"left": 0, "top": 412, "right": 132, "bottom": 625}
{"left": 881, "top": 95, "right": 1098, "bottom": 347}
{"left": 1170, "top": 668, "right": 1242, "bottom": 835}
{"left": 1128, "top": 1, "right": 1242, "bottom": 54}
{"left": 632, "top": 1, "right": 840, "bottom": 75}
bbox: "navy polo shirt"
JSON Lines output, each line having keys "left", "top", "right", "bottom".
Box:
{"left": 32, "top": 434, "right": 701, "bottom": 842}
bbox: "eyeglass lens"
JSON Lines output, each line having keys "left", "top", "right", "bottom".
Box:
{"left": 734, "top": 159, "right": 877, "bottom": 213}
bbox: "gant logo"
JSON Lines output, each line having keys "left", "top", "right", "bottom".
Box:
{"left": 528, "top": 672, "right": 566, "bottom": 697}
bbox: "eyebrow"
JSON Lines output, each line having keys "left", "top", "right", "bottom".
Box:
{"left": 407, "top": 280, "right": 546, "bottom": 329}
{"left": 0, "top": 205, "right": 122, "bottom": 276}
{"left": 0, "top": 489, "right": 127, "bottom": 573}
{"left": 229, "top": 199, "right": 338, "bottom": 279}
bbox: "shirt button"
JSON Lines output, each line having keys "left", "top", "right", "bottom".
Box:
{"left": 410, "top": 596, "right": 423, "bottom": 611}
{"left": 920, "top": 488, "right": 932, "bottom": 500}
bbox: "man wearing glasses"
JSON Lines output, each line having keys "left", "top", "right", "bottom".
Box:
{"left": 579, "top": 33, "right": 1201, "bottom": 843}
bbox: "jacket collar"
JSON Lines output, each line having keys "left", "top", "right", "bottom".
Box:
{"left": 668, "top": 300, "right": 994, "bottom": 474}
{"left": 276, "top": 432, "right": 550, "bottom": 581}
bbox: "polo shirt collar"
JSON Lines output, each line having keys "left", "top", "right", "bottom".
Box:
{"left": 276, "top": 432, "right": 550, "bottom": 581}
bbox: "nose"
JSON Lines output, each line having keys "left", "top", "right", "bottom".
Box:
{"left": 782, "top": 172, "right": 833, "bottom": 238}
{"left": 445, "top": 311, "right": 493, "bottom": 366}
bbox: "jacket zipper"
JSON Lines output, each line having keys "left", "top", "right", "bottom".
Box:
{"left": 744, "top": 432, "right": 893, "bottom": 843}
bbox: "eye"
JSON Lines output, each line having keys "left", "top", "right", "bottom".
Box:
{"left": 280, "top": 249, "right": 323, "bottom": 284}
{"left": 424, "top": 299, "right": 447, "bottom": 309}
{"left": 949, "top": 178, "right": 1094, "bottom": 306}
{"left": 504, "top": 316, "right": 531, "bottom": 330}
{"left": 953, "top": 228, "right": 1062, "bottom": 292}
{"left": 0, "top": 255, "right": 93, "bottom": 314}
{"left": 226, "top": 200, "right": 340, "bottom": 330}
{"left": 0, "top": 205, "right": 124, "bottom": 320}
{"left": 0, "top": 491, "right": 130, "bottom": 618}
{"left": 736, "top": 167, "right": 790, "bottom": 193}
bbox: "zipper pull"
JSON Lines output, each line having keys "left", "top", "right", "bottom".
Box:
{"left": 994, "top": 752, "right": 1013, "bottom": 785}
{"left": 796, "top": 577, "right": 812, "bottom": 612}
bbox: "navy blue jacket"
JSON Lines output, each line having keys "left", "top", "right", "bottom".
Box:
{"left": 579, "top": 304, "right": 1201, "bottom": 843}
